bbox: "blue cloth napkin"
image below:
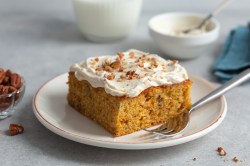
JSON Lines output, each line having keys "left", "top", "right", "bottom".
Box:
{"left": 213, "top": 23, "right": 250, "bottom": 82}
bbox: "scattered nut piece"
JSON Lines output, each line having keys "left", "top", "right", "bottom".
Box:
{"left": 9, "top": 124, "right": 24, "bottom": 136}
{"left": 233, "top": 157, "right": 239, "bottom": 162}
{"left": 217, "top": 147, "right": 227, "bottom": 156}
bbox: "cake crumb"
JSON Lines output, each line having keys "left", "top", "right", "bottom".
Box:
{"left": 193, "top": 157, "right": 197, "bottom": 161}
{"left": 217, "top": 147, "right": 227, "bottom": 156}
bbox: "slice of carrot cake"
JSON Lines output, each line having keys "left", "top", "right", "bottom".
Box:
{"left": 67, "top": 49, "right": 192, "bottom": 137}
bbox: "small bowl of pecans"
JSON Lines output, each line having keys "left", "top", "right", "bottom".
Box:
{"left": 0, "top": 68, "right": 25, "bottom": 119}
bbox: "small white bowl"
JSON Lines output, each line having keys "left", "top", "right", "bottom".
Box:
{"left": 149, "top": 12, "right": 220, "bottom": 59}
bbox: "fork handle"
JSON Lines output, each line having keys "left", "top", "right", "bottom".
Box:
{"left": 191, "top": 68, "right": 250, "bottom": 112}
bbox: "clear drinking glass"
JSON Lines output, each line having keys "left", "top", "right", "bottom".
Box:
{"left": 72, "top": 0, "right": 143, "bottom": 42}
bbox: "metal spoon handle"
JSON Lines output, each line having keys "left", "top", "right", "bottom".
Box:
{"left": 191, "top": 68, "right": 250, "bottom": 112}
{"left": 212, "top": 0, "right": 232, "bottom": 16}
{"left": 196, "top": 0, "right": 232, "bottom": 29}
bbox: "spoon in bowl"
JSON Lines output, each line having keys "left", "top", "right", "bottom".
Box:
{"left": 182, "top": 0, "right": 232, "bottom": 34}
{"left": 143, "top": 68, "right": 250, "bottom": 137}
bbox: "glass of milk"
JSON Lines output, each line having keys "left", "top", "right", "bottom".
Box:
{"left": 72, "top": 0, "right": 143, "bottom": 42}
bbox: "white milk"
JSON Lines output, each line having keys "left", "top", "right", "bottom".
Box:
{"left": 72, "top": 0, "right": 143, "bottom": 42}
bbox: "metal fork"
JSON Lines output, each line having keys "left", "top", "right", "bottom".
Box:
{"left": 142, "top": 68, "right": 250, "bottom": 137}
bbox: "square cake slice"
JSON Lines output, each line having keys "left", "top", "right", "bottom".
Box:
{"left": 67, "top": 49, "right": 192, "bottom": 137}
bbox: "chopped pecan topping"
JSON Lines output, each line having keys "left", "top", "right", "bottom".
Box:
{"left": 117, "top": 52, "right": 124, "bottom": 59}
{"left": 117, "top": 78, "right": 123, "bottom": 82}
{"left": 162, "top": 69, "right": 167, "bottom": 72}
{"left": 110, "top": 59, "right": 121, "bottom": 69}
{"left": 125, "top": 70, "right": 140, "bottom": 80}
{"left": 129, "top": 52, "right": 135, "bottom": 58}
{"left": 118, "top": 67, "right": 124, "bottom": 72}
{"left": 172, "top": 60, "right": 178, "bottom": 65}
{"left": 95, "top": 66, "right": 102, "bottom": 71}
{"left": 120, "top": 74, "right": 126, "bottom": 78}
{"left": 107, "top": 73, "right": 115, "bottom": 80}
{"left": 94, "top": 58, "right": 99, "bottom": 62}
{"left": 138, "top": 63, "right": 144, "bottom": 68}
{"left": 104, "top": 66, "right": 113, "bottom": 72}
{"left": 126, "top": 70, "right": 136, "bottom": 76}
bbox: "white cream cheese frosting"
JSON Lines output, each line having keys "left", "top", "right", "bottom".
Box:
{"left": 70, "top": 49, "right": 189, "bottom": 97}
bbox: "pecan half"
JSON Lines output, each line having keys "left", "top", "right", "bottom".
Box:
{"left": 8, "top": 86, "right": 17, "bottom": 93}
{"left": 0, "top": 102, "right": 11, "bottom": 110}
{"left": 2, "top": 76, "right": 10, "bottom": 85}
{"left": 5, "top": 69, "right": 12, "bottom": 77}
{"left": 0, "top": 68, "right": 5, "bottom": 84}
{"left": 0, "top": 85, "right": 9, "bottom": 94}
{"left": 11, "top": 73, "right": 22, "bottom": 89}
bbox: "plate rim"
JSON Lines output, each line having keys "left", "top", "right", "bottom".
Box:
{"left": 33, "top": 73, "right": 227, "bottom": 149}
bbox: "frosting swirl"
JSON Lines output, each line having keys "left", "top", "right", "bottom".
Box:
{"left": 70, "top": 49, "right": 188, "bottom": 97}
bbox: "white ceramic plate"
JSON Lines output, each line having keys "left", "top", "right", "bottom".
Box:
{"left": 33, "top": 73, "right": 227, "bottom": 150}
